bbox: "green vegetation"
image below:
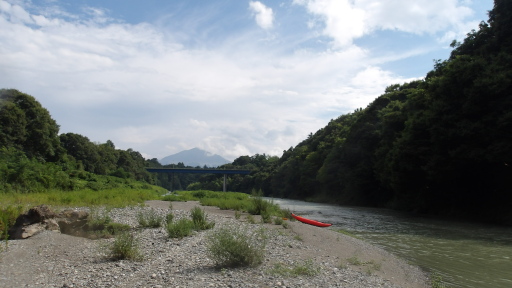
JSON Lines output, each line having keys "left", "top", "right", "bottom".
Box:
{"left": 190, "top": 206, "right": 215, "bottom": 230}
{"left": 206, "top": 226, "right": 266, "bottom": 268}
{"left": 166, "top": 218, "right": 195, "bottom": 239}
{"left": 137, "top": 209, "right": 164, "bottom": 228}
{"left": 166, "top": 207, "right": 215, "bottom": 239}
{"left": 268, "top": 259, "right": 320, "bottom": 277}
{"left": 105, "top": 232, "right": 143, "bottom": 261}
{"left": 345, "top": 256, "right": 381, "bottom": 274}
{"left": 189, "top": 1, "right": 512, "bottom": 225}
{"left": 86, "top": 208, "right": 131, "bottom": 238}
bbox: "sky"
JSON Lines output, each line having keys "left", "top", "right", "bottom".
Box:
{"left": 0, "top": 0, "right": 494, "bottom": 161}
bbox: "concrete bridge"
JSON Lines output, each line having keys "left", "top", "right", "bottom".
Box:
{"left": 145, "top": 168, "right": 251, "bottom": 192}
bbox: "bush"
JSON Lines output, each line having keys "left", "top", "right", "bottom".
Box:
{"left": 166, "top": 218, "right": 194, "bottom": 239}
{"left": 137, "top": 209, "right": 163, "bottom": 228}
{"left": 107, "top": 232, "right": 142, "bottom": 261}
{"left": 190, "top": 207, "right": 215, "bottom": 230}
{"left": 206, "top": 226, "right": 266, "bottom": 267}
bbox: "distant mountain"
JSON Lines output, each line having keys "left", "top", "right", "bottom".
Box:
{"left": 159, "top": 148, "right": 230, "bottom": 167}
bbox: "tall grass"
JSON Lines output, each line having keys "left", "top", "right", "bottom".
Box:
{"left": 0, "top": 186, "right": 165, "bottom": 208}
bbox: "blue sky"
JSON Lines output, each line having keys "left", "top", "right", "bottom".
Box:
{"left": 0, "top": 0, "right": 494, "bottom": 160}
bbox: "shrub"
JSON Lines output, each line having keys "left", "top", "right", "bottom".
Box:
{"left": 166, "top": 218, "right": 194, "bottom": 239}
{"left": 234, "top": 210, "right": 241, "bottom": 220}
{"left": 190, "top": 206, "right": 215, "bottom": 230}
{"left": 206, "top": 226, "right": 266, "bottom": 268}
{"left": 137, "top": 209, "right": 163, "bottom": 228}
{"left": 107, "top": 232, "right": 142, "bottom": 261}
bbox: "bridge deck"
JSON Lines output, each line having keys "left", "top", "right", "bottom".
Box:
{"left": 145, "top": 168, "right": 251, "bottom": 174}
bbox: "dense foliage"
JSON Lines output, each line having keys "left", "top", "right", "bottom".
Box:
{"left": 0, "top": 89, "right": 159, "bottom": 193}
{"left": 197, "top": 1, "right": 512, "bottom": 224}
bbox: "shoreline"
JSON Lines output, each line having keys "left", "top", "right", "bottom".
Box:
{"left": 0, "top": 200, "right": 430, "bottom": 287}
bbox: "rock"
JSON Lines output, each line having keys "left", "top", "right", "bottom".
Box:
{"left": 8, "top": 205, "right": 90, "bottom": 239}
{"left": 56, "top": 210, "right": 89, "bottom": 236}
{"left": 8, "top": 205, "right": 57, "bottom": 239}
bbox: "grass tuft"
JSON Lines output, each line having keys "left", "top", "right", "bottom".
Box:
{"left": 190, "top": 206, "right": 215, "bottom": 230}
{"left": 206, "top": 226, "right": 266, "bottom": 268}
{"left": 106, "top": 232, "right": 142, "bottom": 261}
{"left": 137, "top": 209, "right": 164, "bottom": 228}
{"left": 166, "top": 218, "right": 194, "bottom": 239}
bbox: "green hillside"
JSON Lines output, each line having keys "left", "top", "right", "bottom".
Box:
{"left": 195, "top": 0, "right": 512, "bottom": 224}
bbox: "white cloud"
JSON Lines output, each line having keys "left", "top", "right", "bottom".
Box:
{"left": 0, "top": 0, "right": 488, "bottom": 160}
{"left": 295, "top": 0, "right": 476, "bottom": 48}
{"left": 249, "top": 1, "right": 274, "bottom": 29}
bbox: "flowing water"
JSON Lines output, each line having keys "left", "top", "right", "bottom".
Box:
{"left": 266, "top": 198, "right": 512, "bottom": 288}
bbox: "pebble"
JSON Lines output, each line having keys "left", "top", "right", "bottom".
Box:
{"left": 0, "top": 205, "right": 421, "bottom": 288}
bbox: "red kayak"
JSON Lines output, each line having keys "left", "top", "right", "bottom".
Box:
{"left": 291, "top": 213, "right": 332, "bottom": 227}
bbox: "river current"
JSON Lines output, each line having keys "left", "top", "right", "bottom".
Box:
{"left": 265, "top": 198, "right": 512, "bottom": 288}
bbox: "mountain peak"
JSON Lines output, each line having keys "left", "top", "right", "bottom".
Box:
{"left": 159, "top": 148, "right": 230, "bottom": 167}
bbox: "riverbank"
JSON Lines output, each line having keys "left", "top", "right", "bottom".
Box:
{"left": 0, "top": 200, "right": 429, "bottom": 287}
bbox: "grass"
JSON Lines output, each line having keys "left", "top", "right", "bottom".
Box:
{"left": 105, "top": 232, "right": 142, "bottom": 261}
{"left": 86, "top": 208, "right": 131, "bottom": 238}
{"left": 162, "top": 190, "right": 289, "bottom": 220}
{"left": 0, "top": 185, "right": 166, "bottom": 209}
{"left": 166, "top": 207, "right": 215, "bottom": 239}
{"left": 268, "top": 259, "right": 320, "bottom": 277}
{"left": 190, "top": 206, "right": 215, "bottom": 230}
{"left": 206, "top": 226, "right": 266, "bottom": 268}
{"left": 137, "top": 209, "right": 164, "bottom": 228}
{"left": 345, "top": 256, "right": 382, "bottom": 275}
{"left": 166, "top": 218, "right": 195, "bottom": 239}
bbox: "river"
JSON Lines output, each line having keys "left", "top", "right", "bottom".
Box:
{"left": 265, "top": 198, "right": 512, "bottom": 288}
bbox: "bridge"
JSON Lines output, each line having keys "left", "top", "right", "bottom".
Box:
{"left": 145, "top": 168, "right": 251, "bottom": 192}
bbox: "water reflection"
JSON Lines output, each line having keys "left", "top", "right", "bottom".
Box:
{"left": 266, "top": 197, "right": 512, "bottom": 288}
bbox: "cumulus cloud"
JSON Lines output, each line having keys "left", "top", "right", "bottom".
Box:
{"left": 249, "top": 1, "right": 274, "bottom": 29}
{"left": 0, "top": 0, "right": 486, "bottom": 160}
{"left": 294, "top": 0, "right": 476, "bottom": 48}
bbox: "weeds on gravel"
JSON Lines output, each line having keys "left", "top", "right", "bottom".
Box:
{"left": 137, "top": 209, "right": 164, "bottom": 228}
{"left": 268, "top": 259, "right": 320, "bottom": 277}
{"left": 190, "top": 207, "right": 215, "bottom": 230}
{"left": 206, "top": 226, "right": 266, "bottom": 268}
{"left": 166, "top": 218, "right": 194, "bottom": 239}
{"left": 345, "top": 256, "right": 382, "bottom": 275}
{"left": 106, "top": 232, "right": 142, "bottom": 261}
{"left": 86, "top": 208, "right": 130, "bottom": 238}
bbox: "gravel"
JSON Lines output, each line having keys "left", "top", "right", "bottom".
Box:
{"left": 0, "top": 201, "right": 430, "bottom": 288}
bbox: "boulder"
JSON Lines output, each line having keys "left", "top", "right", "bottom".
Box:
{"left": 7, "top": 205, "right": 89, "bottom": 239}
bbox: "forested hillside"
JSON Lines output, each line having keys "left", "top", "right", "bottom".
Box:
{"left": 0, "top": 89, "right": 161, "bottom": 192}
{"left": 195, "top": 0, "right": 512, "bottom": 224}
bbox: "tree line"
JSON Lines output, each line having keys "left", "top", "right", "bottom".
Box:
{"left": 194, "top": 0, "right": 512, "bottom": 225}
